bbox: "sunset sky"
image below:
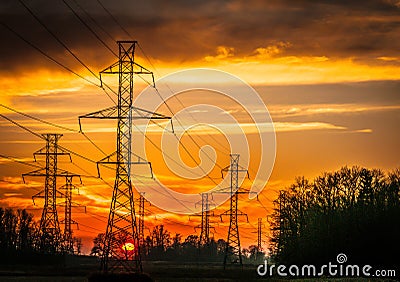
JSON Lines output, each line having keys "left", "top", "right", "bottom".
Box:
{"left": 0, "top": 0, "right": 399, "bottom": 254}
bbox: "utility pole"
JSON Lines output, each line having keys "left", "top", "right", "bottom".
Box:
{"left": 79, "top": 41, "right": 170, "bottom": 273}
{"left": 216, "top": 154, "right": 250, "bottom": 269}
{"left": 23, "top": 133, "right": 79, "bottom": 253}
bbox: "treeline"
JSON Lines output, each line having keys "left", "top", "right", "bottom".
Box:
{"left": 0, "top": 208, "right": 37, "bottom": 258}
{"left": 0, "top": 207, "right": 81, "bottom": 263}
{"left": 91, "top": 225, "right": 265, "bottom": 263}
{"left": 269, "top": 166, "right": 400, "bottom": 267}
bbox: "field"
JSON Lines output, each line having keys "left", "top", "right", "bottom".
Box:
{"left": 0, "top": 256, "right": 398, "bottom": 281}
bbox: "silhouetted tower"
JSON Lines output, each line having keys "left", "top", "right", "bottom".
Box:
{"left": 138, "top": 192, "right": 146, "bottom": 246}
{"left": 257, "top": 218, "right": 262, "bottom": 251}
{"left": 196, "top": 193, "right": 214, "bottom": 246}
{"left": 218, "top": 154, "right": 250, "bottom": 268}
{"left": 23, "top": 133, "right": 78, "bottom": 253}
{"left": 79, "top": 41, "right": 170, "bottom": 273}
{"left": 59, "top": 175, "right": 84, "bottom": 254}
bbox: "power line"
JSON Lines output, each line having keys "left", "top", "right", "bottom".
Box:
{"left": 131, "top": 173, "right": 196, "bottom": 213}
{"left": 70, "top": 0, "right": 116, "bottom": 42}
{"left": 0, "top": 103, "right": 198, "bottom": 217}
{"left": 0, "top": 106, "right": 110, "bottom": 173}
{"left": 79, "top": 222, "right": 104, "bottom": 233}
{"left": 0, "top": 109, "right": 120, "bottom": 196}
{"left": 88, "top": 0, "right": 222, "bottom": 184}
{"left": 0, "top": 113, "right": 43, "bottom": 140}
{"left": 1, "top": 19, "right": 117, "bottom": 105}
{"left": 137, "top": 41, "right": 231, "bottom": 155}
{"left": 17, "top": 0, "right": 107, "bottom": 86}
{"left": 15, "top": 0, "right": 118, "bottom": 104}
{"left": 95, "top": 0, "right": 132, "bottom": 38}
{"left": 0, "top": 103, "right": 108, "bottom": 157}
{"left": 90, "top": 3, "right": 221, "bottom": 187}
{"left": 145, "top": 86, "right": 224, "bottom": 176}
{"left": 0, "top": 154, "right": 42, "bottom": 169}
{"left": 0, "top": 104, "right": 77, "bottom": 133}
{"left": 0, "top": 21, "right": 99, "bottom": 87}
{"left": 61, "top": 0, "right": 118, "bottom": 57}
{"left": 131, "top": 123, "right": 203, "bottom": 179}
{"left": 257, "top": 198, "right": 270, "bottom": 213}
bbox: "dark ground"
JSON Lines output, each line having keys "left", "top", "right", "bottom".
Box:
{"left": 0, "top": 255, "right": 398, "bottom": 281}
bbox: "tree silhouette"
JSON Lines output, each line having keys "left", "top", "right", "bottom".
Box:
{"left": 269, "top": 166, "right": 400, "bottom": 267}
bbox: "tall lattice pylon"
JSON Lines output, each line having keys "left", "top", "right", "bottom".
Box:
{"left": 257, "top": 218, "right": 262, "bottom": 251}
{"left": 193, "top": 193, "right": 215, "bottom": 246}
{"left": 138, "top": 192, "right": 146, "bottom": 246}
{"left": 215, "top": 154, "right": 250, "bottom": 268}
{"left": 23, "top": 133, "right": 78, "bottom": 253}
{"left": 59, "top": 175, "right": 84, "bottom": 254}
{"left": 79, "top": 41, "right": 170, "bottom": 273}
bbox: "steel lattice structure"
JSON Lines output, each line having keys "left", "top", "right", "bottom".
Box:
{"left": 216, "top": 154, "right": 250, "bottom": 268}
{"left": 79, "top": 41, "right": 170, "bottom": 274}
{"left": 23, "top": 134, "right": 79, "bottom": 253}
{"left": 257, "top": 218, "right": 262, "bottom": 251}
{"left": 138, "top": 192, "right": 145, "bottom": 246}
{"left": 194, "top": 192, "right": 215, "bottom": 246}
{"left": 59, "top": 175, "right": 84, "bottom": 254}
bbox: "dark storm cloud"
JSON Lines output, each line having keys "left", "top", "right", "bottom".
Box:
{"left": 0, "top": 0, "right": 399, "bottom": 72}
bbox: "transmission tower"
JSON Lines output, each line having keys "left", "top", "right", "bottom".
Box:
{"left": 216, "top": 154, "right": 250, "bottom": 268}
{"left": 59, "top": 175, "right": 85, "bottom": 254}
{"left": 193, "top": 193, "right": 215, "bottom": 246}
{"left": 138, "top": 192, "right": 146, "bottom": 246}
{"left": 79, "top": 41, "right": 170, "bottom": 273}
{"left": 257, "top": 218, "right": 262, "bottom": 251}
{"left": 23, "top": 133, "right": 79, "bottom": 253}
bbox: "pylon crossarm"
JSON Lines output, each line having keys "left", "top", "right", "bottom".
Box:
{"left": 98, "top": 151, "right": 117, "bottom": 164}
{"left": 237, "top": 210, "right": 249, "bottom": 222}
{"left": 96, "top": 151, "right": 153, "bottom": 178}
{"left": 79, "top": 106, "right": 170, "bottom": 125}
{"left": 60, "top": 218, "right": 79, "bottom": 227}
{"left": 32, "top": 190, "right": 45, "bottom": 205}
{"left": 34, "top": 147, "right": 72, "bottom": 162}
{"left": 131, "top": 106, "right": 171, "bottom": 120}
{"left": 23, "top": 169, "right": 80, "bottom": 179}
{"left": 221, "top": 165, "right": 230, "bottom": 178}
{"left": 237, "top": 165, "right": 250, "bottom": 179}
{"left": 219, "top": 210, "right": 231, "bottom": 222}
{"left": 211, "top": 187, "right": 230, "bottom": 194}
{"left": 56, "top": 190, "right": 66, "bottom": 198}
{"left": 96, "top": 151, "right": 117, "bottom": 177}
{"left": 60, "top": 176, "right": 83, "bottom": 185}
{"left": 212, "top": 188, "right": 249, "bottom": 195}
{"left": 79, "top": 106, "right": 119, "bottom": 122}
{"left": 22, "top": 168, "right": 46, "bottom": 182}
{"left": 147, "top": 162, "right": 154, "bottom": 179}
{"left": 100, "top": 60, "right": 154, "bottom": 78}
{"left": 57, "top": 170, "right": 81, "bottom": 180}
{"left": 69, "top": 202, "right": 86, "bottom": 212}
{"left": 221, "top": 166, "right": 249, "bottom": 178}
